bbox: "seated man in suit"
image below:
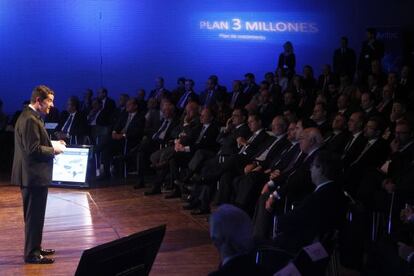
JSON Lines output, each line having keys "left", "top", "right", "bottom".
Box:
{"left": 149, "top": 76, "right": 170, "bottom": 103}
{"left": 200, "top": 76, "right": 225, "bottom": 108}
{"left": 344, "top": 116, "right": 389, "bottom": 197}
{"left": 142, "top": 101, "right": 199, "bottom": 193}
{"left": 216, "top": 115, "right": 289, "bottom": 207}
{"left": 253, "top": 127, "right": 323, "bottom": 240}
{"left": 360, "top": 92, "right": 379, "bottom": 119}
{"left": 322, "top": 112, "right": 350, "bottom": 155}
{"left": 310, "top": 103, "right": 331, "bottom": 137}
{"left": 135, "top": 100, "right": 180, "bottom": 188}
{"left": 341, "top": 111, "right": 367, "bottom": 169}
{"left": 232, "top": 119, "right": 296, "bottom": 216}
{"left": 269, "top": 150, "right": 346, "bottom": 254}
{"left": 54, "top": 96, "right": 88, "bottom": 144}
{"left": 229, "top": 80, "right": 248, "bottom": 109}
{"left": 164, "top": 107, "right": 220, "bottom": 197}
{"left": 176, "top": 79, "right": 199, "bottom": 111}
{"left": 183, "top": 113, "right": 269, "bottom": 215}
{"left": 209, "top": 204, "right": 269, "bottom": 276}
{"left": 100, "top": 98, "right": 145, "bottom": 179}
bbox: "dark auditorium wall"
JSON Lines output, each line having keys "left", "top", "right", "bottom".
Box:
{"left": 0, "top": 0, "right": 411, "bottom": 113}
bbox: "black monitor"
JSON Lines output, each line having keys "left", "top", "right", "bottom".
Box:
{"left": 75, "top": 225, "right": 166, "bottom": 276}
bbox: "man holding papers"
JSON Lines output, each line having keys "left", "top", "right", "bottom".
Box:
{"left": 11, "top": 85, "right": 65, "bottom": 264}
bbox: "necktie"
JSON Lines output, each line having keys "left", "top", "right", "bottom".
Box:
{"left": 62, "top": 114, "right": 74, "bottom": 133}
{"left": 88, "top": 111, "right": 98, "bottom": 125}
{"left": 153, "top": 120, "right": 169, "bottom": 140}
{"left": 178, "top": 92, "right": 190, "bottom": 108}
{"left": 122, "top": 114, "right": 134, "bottom": 133}
{"left": 230, "top": 92, "right": 239, "bottom": 108}
{"left": 196, "top": 125, "right": 208, "bottom": 144}
{"left": 205, "top": 91, "right": 213, "bottom": 106}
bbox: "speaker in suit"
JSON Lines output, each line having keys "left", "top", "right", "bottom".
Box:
{"left": 11, "top": 86, "right": 61, "bottom": 263}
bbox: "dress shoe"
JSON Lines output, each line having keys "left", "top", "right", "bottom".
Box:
{"left": 183, "top": 194, "right": 194, "bottom": 203}
{"left": 96, "top": 174, "right": 110, "bottom": 181}
{"left": 40, "top": 249, "right": 55, "bottom": 256}
{"left": 164, "top": 190, "right": 181, "bottom": 199}
{"left": 144, "top": 188, "right": 161, "bottom": 196}
{"left": 173, "top": 179, "right": 186, "bottom": 187}
{"left": 25, "top": 255, "right": 55, "bottom": 264}
{"left": 190, "top": 208, "right": 211, "bottom": 215}
{"left": 182, "top": 200, "right": 200, "bottom": 210}
{"left": 190, "top": 174, "right": 202, "bottom": 183}
{"left": 133, "top": 179, "right": 145, "bottom": 189}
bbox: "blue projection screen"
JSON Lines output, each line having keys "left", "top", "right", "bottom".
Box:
{"left": 0, "top": 0, "right": 409, "bottom": 113}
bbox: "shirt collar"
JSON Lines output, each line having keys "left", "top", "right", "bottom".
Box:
{"left": 28, "top": 104, "right": 37, "bottom": 112}
{"left": 306, "top": 147, "right": 319, "bottom": 158}
{"left": 235, "top": 123, "right": 245, "bottom": 129}
{"left": 314, "top": 180, "right": 334, "bottom": 192}
{"left": 275, "top": 133, "right": 287, "bottom": 140}
{"left": 353, "top": 131, "right": 362, "bottom": 139}
{"left": 255, "top": 128, "right": 264, "bottom": 135}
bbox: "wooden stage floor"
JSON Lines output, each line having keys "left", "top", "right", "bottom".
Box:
{"left": 0, "top": 181, "right": 219, "bottom": 276}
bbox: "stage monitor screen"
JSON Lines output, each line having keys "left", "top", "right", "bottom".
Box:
{"left": 52, "top": 146, "right": 91, "bottom": 183}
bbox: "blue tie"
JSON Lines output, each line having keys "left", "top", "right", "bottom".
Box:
{"left": 153, "top": 120, "right": 169, "bottom": 140}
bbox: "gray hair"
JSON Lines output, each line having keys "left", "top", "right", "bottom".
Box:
{"left": 209, "top": 204, "right": 254, "bottom": 256}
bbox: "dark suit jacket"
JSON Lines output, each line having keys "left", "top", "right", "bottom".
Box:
{"left": 228, "top": 91, "right": 249, "bottom": 109}
{"left": 11, "top": 107, "right": 55, "bottom": 187}
{"left": 113, "top": 112, "right": 146, "bottom": 148}
{"left": 189, "top": 122, "right": 220, "bottom": 153}
{"left": 333, "top": 47, "right": 356, "bottom": 78}
{"left": 101, "top": 97, "right": 116, "bottom": 125}
{"left": 176, "top": 90, "right": 199, "bottom": 109}
{"left": 388, "top": 141, "right": 414, "bottom": 182}
{"left": 278, "top": 149, "right": 320, "bottom": 203}
{"left": 241, "top": 129, "right": 270, "bottom": 159}
{"left": 268, "top": 142, "right": 300, "bottom": 170}
{"left": 277, "top": 53, "right": 296, "bottom": 78}
{"left": 242, "top": 83, "right": 259, "bottom": 101}
{"left": 323, "top": 131, "right": 350, "bottom": 155}
{"left": 255, "top": 135, "right": 291, "bottom": 169}
{"left": 208, "top": 254, "right": 269, "bottom": 276}
{"left": 345, "top": 138, "right": 389, "bottom": 196}
{"left": 342, "top": 133, "right": 367, "bottom": 168}
{"left": 259, "top": 103, "right": 278, "bottom": 128}
{"left": 275, "top": 181, "right": 346, "bottom": 254}
{"left": 358, "top": 39, "right": 385, "bottom": 73}
{"left": 217, "top": 123, "right": 251, "bottom": 156}
{"left": 149, "top": 88, "right": 170, "bottom": 100}
{"left": 200, "top": 89, "right": 226, "bottom": 107}
{"left": 349, "top": 138, "right": 389, "bottom": 169}
{"left": 55, "top": 111, "right": 88, "bottom": 137}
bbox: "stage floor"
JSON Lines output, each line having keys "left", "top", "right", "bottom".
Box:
{"left": 0, "top": 181, "right": 219, "bottom": 276}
